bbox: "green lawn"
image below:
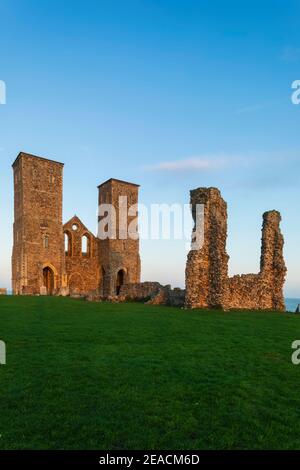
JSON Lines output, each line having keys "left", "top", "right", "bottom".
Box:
{"left": 0, "top": 296, "right": 300, "bottom": 450}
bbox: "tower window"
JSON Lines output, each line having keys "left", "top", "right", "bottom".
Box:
{"left": 64, "top": 232, "right": 72, "bottom": 256}
{"left": 81, "top": 234, "right": 90, "bottom": 256}
{"left": 43, "top": 235, "right": 49, "bottom": 249}
{"left": 49, "top": 170, "right": 55, "bottom": 184}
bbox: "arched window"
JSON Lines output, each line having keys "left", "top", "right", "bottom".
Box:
{"left": 81, "top": 234, "right": 90, "bottom": 256}
{"left": 64, "top": 232, "right": 72, "bottom": 256}
{"left": 116, "top": 269, "right": 125, "bottom": 295}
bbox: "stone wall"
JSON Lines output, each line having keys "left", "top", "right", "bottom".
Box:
{"left": 119, "top": 282, "right": 164, "bottom": 301}
{"left": 185, "top": 188, "right": 229, "bottom": 309}
{"left": 260, "top": 210, "right": 286, "bottom": 311}
{"left": 119, "top": 282, "right": 185, "bottom": 307}
{"left": 185, "top": 188, "right": 286, "bottom": 311}
{"left": 226, "top": 274, "right": 264, "bottom": 310}
{"left": 0, "top": 288, "right": 7, "bottom": 295}
{"left": 225, "top": 211, "right": 286, "bottom": 311}
{"left": 168, "top": 287, "right": 186, "bottom": 307}
{"left": 63, "top": 216, "right": 100, "bottom": 296}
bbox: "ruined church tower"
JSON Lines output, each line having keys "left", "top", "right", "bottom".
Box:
{"left": 12, "top": 152, "right": 67, "bottom": 295}
{"left": 98, "top": 178, "right": 141, "bottom": 296}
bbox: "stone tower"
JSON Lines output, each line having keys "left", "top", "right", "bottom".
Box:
{"left": 98, "top": 178, "right": 141, "bottom": 296}
{"left": 12, "top": 152, "right": 67, "bottom": 295}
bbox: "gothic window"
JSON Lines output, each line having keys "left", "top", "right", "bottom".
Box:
{"left": 64, "top": 232, "right": 72, "bottom": 256}
{"left": 81, "top": 234, "right": 90, "bottom": 257}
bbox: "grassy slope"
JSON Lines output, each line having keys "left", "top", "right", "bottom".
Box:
{"left": 0, "top": 296, "right": 300, "bottom": 450}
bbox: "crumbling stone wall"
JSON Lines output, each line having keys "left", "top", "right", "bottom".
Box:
{"left": 119, "top": 282, "right": 185, "bottom": 307}
{"left": 226, "top": 274, "right": 264, "bottom": 310}
{"left": 185, "top": 188, "right": 229, "bottom": 309}
{"left": 225, "top": 211, "right": 286, "bottom": 311}
{"left": 259, "top": 211, "right": 286, "bottom": 311}
{"left": 185, "top": 188, "right": 286, "bottom": 311}
{"left": 168, "top": 287, "right": 186, "bottom": 307}
{"left": 119, "top": 282, "right": 163, "bottom": 301}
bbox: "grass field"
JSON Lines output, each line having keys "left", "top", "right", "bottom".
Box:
{"left": 0, "top": 296, "right": 300, "bottom": 450}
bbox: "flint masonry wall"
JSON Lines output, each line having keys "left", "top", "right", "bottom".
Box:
{"left": 185, "top": 188, "right": 229, "bottom": 309}
{"left": 63, "top": 216, "right": 100, "bottom": 296}
{"left": 260, "top": 210, "right": 286, "bottom": 310}
{"left": 185, "top": 188, "right": 286, "bottom": 311}
{"left": 119, "top": 282, "right": 186, "bottom": 307}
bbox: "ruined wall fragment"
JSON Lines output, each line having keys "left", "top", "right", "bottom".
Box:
{"left": 259, "top": 210, "right": 286, "bottom": 311}
{"left": 185, "top": 188, "right": 229, "bottom": 309}
{"left": 185, "top": 187, "right": 287, "bottom": 312}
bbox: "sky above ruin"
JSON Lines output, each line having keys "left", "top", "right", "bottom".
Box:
{"left": 0, "top": 0, "right": 299, "bottom": 296}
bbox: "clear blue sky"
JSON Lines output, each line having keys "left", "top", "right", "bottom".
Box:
{"left": 0, "top": 0, "right": 299, "bottom": 296}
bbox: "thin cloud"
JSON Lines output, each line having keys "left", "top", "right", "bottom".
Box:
{"left": 145, "top": 156, "right": 228, "bottom": 172}
{"left": 236, "top": 104, "right": 266, "bottom": 114}
{"left": 235, "top": 99, "right": 283, "bottom": 115}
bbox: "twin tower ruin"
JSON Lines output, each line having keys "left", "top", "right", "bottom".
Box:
{"left": 11, "top": 152, "right": 287, "bottom": 311}
{"left": 12, "top": 152, "right": 140, "bottom": 298}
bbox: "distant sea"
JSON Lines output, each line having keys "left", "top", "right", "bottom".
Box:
{"left": 285, "top": 298, "right": 300, "bottom": 313}
{"left": 3, "top": 290, "right": 300, "bottom": 312}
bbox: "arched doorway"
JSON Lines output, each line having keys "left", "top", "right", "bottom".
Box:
{"left": 116, "top": 269, "right": 125, "bottom": 296}
{"left": 43, "top": 266, "right": 55, "bottom": 295}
